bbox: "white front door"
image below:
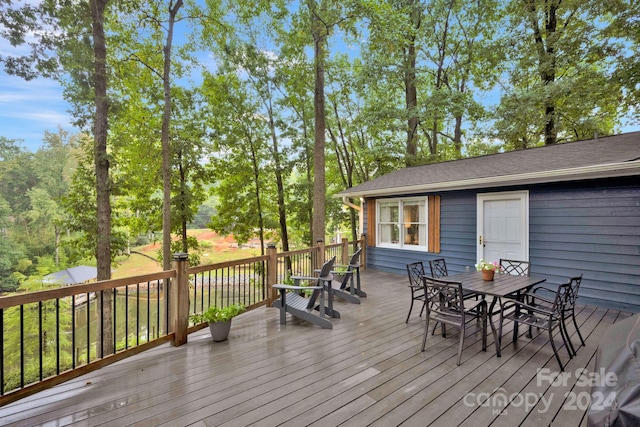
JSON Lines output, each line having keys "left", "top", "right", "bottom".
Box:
{"left": 477, "top": 191, "right": 529, "bottom": 264}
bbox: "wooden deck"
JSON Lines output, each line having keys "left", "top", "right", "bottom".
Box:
{"left": 0, "top": 270, "right": 631, "bottom": 427}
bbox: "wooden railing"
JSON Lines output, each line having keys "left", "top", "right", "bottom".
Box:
{"left": 0, "top": 238, "right": 364, "bottom": 405}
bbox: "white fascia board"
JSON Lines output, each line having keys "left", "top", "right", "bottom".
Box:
{"left": 337, "top": 161, "right": 640, "bottom": 198}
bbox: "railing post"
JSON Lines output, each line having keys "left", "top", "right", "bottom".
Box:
{"left": 171, "top": 252, "right": 190, "bottom": 347}
{"left": 267, "top": 244, "right": 278, "bottom": 306}
{"left": 361, "top": 233, "right": 367, "bottom": 269}
{"left": 341, "top": 237, "right": 349, "bottom": 265}
{"left": 316, "top": 240, "right": 325, "bottom": 270}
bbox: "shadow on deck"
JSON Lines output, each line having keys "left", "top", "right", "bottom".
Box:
{"left": 0, "top": 270, "right": 630, "bottom": 426}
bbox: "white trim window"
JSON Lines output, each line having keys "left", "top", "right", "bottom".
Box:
{"left": 377, "top": 198, "right": 428, "bottom": 249}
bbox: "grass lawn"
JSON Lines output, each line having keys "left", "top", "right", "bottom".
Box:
{"left": 112, "top": 230, "right": 264, "bottom": 279}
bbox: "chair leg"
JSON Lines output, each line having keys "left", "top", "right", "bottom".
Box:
{"left": 549, "top": 327, "right": 564, "bottom": 372}
{"left": 559, "top": 319, "right": 575, "bottom": 358}
{"left": 571, "top": 311, "right": 586, "bottom": 347}
{"left": 481, "top": 302, "right": 487, "bottom": 351}
{"left": 421, "top": 312, "right": 431, "bottom": 351}
{"left": 406, "top": 298, "right": 414, "bottom": 323}
{"left": 419, "top": 300, "right": 426, "bottom": 317}
{"left": 456, "top": 324, "right": 465, "bottom": 366}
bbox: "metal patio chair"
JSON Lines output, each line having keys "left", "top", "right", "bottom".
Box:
{"left": 499, "top": 259, "right": 531, "bottom": 277}
{"left": 421, "top": 277, "right": 487, "bottom": 366}
{"left": 429, "top": 258, "right": 448, "bottom": 278}
{"left": 530, "top": 275, "right": 585, "bottom": 357}
{"left": 406, "top": 261, "right": 428, "bottom": 323}
{"left": 500, "top": 281, "right": 572, "bottom": 371}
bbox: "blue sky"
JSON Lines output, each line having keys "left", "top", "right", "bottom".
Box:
{"left": 0, "top": 70, "right": 77, "bottom": 152}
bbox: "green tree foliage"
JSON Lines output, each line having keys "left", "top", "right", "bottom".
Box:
{"left": 496, "top": 0, "right": 622, "bottom": 147}
{"left": 2, "top": 0, "right": 640, "bottom": 285}
{"left": 202, "top": 72, "right": 279, "bottom": 248}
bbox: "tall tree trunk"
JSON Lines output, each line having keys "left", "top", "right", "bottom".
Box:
{"left": 526, "top": 0, "right": 558, "bottom": 145}
{"left": 162, "top": 0, "right": 183, "bottom": 271}
{"left": 405, "top": 44, "right": 418, "bottom": 164}
{"left": 310, "top": 1, "right": 327, "bottom": 244}
{"left": 248, "top": 135, "right": 266, "bottom": 255}
{"left": 90, "top": 0, "right": 113, "bottom": 356}
{"left": 266, "top": 95, "right": 289, "bottom": 253}
{"left": 404, "top": 1, "right": 421, "bottom": 165}
{"left": 454, "top": 115, "right": 462, "bottom": 157}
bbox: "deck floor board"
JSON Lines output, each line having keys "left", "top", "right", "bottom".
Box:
{"left": 0, "top": 270, "right": 628, "bottom": 427}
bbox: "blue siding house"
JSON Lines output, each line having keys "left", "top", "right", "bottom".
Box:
{"left": 337, "top": 132, "right": 640, "bottom": 312}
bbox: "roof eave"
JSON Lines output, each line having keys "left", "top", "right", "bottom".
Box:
{"left": 337, "top": 161, "right": 640, "bottom": 198}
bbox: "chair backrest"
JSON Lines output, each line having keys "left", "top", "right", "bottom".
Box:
{"left": 499, "top": 259, "right": 531, "bottom": 277}
{"left": 406, "top": 261, "right": 426, "bottom": 288}
{"left": 306, "top": 256, "right": 336, "bottom": 309}
{"left": 317, "top": 256, "right": 336, "bottom": 282}
{"left": 349, "top": 248, "right": 362, "bottom": 268}
{"left": 423, "top": 277, "right": 464, "bottom": 319}
{"left": 562, "top": 275, "right": 583, "bottom": 310}
{"left": 429, "top": 258, "right": 448, "bottom": 278}
{"left": 335, "top": 251, "right": 361, "bottom": 289}
{"left": 549, "top": 282, "right": 569, "bottom": 316}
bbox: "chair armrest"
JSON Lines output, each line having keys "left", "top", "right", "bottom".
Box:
{"left": 527, "top": 291, "right": 556, "bottom": 306}
{"left": 273, "top": 284, "right": 323, "bottom": 291}
{"left": 533, "top": 286, "right": 558, "bottom": 296}
{"left": 463, "top": 299, "right": 485, "bottom": 313}
{"left": 501, "top": 299, "right": 554, "bottom": 316}
{"left": 290, "top": 275, "right": 317, "bottom": 282}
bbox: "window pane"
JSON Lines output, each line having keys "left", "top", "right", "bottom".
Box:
{"left": 379, "top": 202, "right": 399, "bottom": 222}
{"left": 380, "top": 224, "right": 399, "bottom": 244}
{"left": 403, "top": 200, "right": 424, "bottom": 223}
{"left": 403, "top": 224, "right": 420, "bottom": 245}
{"left": 418, "top": 224, "right": 426, "bottom": 246}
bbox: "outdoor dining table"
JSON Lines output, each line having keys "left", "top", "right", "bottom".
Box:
{"left": 444, "top": 270, "right": 547, "bottom": 357}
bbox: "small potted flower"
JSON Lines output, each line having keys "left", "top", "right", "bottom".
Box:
{"left": 475, "top": 260, "right": 501, "bottom": 281}
{"left": 190, "top": 304, "right": 245, "bottom": 342}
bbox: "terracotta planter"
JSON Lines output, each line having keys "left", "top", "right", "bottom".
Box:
{"left": 209, "top": 320, "right": 232, "bottom": 342}
{"left": 482, "top": 270, "right": 495, "bottom": 281}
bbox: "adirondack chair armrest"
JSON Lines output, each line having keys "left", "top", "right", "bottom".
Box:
{"left": 273, "top": 284, "right": 323, "bottom": 291}
{"left": 290, "top": 275, "right": 318, "bottom": 282}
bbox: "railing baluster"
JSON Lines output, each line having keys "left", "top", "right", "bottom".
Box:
{"left": 125, "top": 285, "right": 129, "bottom": 350}
{"left": 71, "top": 297, "right": 76, "bottom": 368}
{"left": 20, "top": 305, "right": 24, "bottom": 389}
{"left": 39, "top": 301, "right": 43, "bottom": 382}
{"left": 147, "top": 281, "right": 151, "bottom": 342}
{"left": 136, "top": 283, "right": 140, "bottom": 346}
{"left": 56, "top": 298, "right": 60, "bottom": 375}
{"left": 113, "top": 288, "right": 118, "bottom": 352}
{"left": 87, "top": 293, "right": 91, "bottom": 364}
{"left": 1, "top": 308, "right": 4, "bottom": 396}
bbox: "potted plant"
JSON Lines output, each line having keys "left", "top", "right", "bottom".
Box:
{"left": 190, "top": 304, "right": 245, "bottom": 342}
{"left": 475, "top": 260, "right": 501, "bottom": 281}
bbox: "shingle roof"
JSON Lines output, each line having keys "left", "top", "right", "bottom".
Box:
{"left": 43, "top": 266, "right": 97, "bottom": 285}
{"left": 337, "top": 131, "right": 640, "bottom": 198}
